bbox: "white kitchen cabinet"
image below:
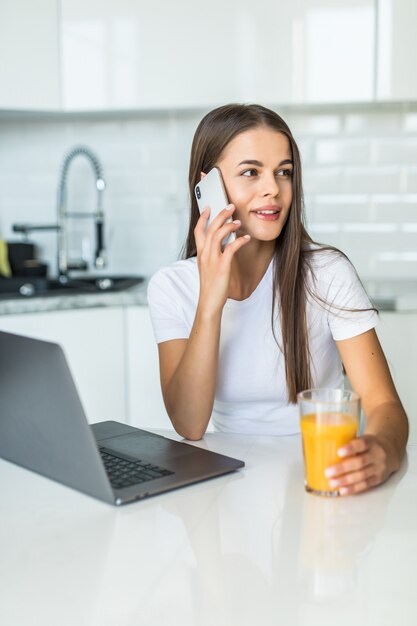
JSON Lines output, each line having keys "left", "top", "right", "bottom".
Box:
{"left": 60, "top": 0, "right": 376, "bottom": 110}
{"left": 2, "top": 0, "right": 416, "bottom": 113}
{"left": 377, "top": 312, "right": 417, "bottom": 444}
{"left": 268, "top": 0, "right": 376, "bottom": 104}
{"left": 125, "top": 306, "right": 173, "bottom": 430}
{"left": 0, "top": 0, "right": 60, "bottom": 110}
{"left": 61, "top": 0, "right": 235, "bottom": 110}
{"left": 0, "top": 307, "right": 126, "bottom": 424}
{"left": 376, "top": 0, "right": 417, "bottom": 100}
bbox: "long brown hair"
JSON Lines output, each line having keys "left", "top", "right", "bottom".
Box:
{"left": 183, "top": 104, "right": 365, "bottom": 403}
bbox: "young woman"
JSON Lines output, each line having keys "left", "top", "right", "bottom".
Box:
{"left": 148, "top": 103, "right": 408, "bottom": 495}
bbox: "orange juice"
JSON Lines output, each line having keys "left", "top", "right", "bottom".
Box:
{"left": 300, "top": 412, "right": 358, "bottom": 494}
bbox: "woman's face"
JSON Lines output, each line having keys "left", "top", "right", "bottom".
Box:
{"left": 215, "top": 127, "right": 293, "bottom": 242}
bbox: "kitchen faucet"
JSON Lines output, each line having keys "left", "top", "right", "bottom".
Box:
{"left": 57, "top": 145, "right": 106, "bottom": 277}
{"left": 13, "top": 145, "right": 107, "bottom": 278}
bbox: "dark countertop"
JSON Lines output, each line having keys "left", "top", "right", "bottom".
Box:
{"left": 0, "top": 278, "right": 416, "bottom": 316}
{"left": 364, "top": 279, "right": 417, "bottom": 312}
{"left": 0, "top": 280, "right": 149, "bottom": 315}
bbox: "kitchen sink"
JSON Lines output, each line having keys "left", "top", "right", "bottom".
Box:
{"left": 0, "top": 275, "right": 144, "bottom": 299}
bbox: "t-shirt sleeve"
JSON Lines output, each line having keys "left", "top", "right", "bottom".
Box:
{"left": 147, "top": 270, "right": 191, "bottom": 343}
{"left": 316, "top": 251, "right": 378, "bottom": 341}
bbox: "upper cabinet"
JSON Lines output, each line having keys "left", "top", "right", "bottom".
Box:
{"left": 376, "top": 0, "right": 417, "bottom": 100}
{"left": 61, "top": 0, "right": 283, "bottom": 110}
{"left": 289, "top": 0, "right": 376, "bottom": 103}
{"left": 2, "top": 0, "right": 417, "bottom": 112}
{"left": 60, "top": 0, "right": 376, "bottom": 110}
{"left": 0, "top": 0, "right": 60, "bottom": 110}
{"left": 61, "top": 0, "right": 239, "bottom": 110}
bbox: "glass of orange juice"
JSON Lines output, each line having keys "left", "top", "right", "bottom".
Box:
{"left": 297, "top": 389, "right": 360, "bottom": 497}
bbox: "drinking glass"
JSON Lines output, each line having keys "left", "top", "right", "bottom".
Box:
{"left": 298, "top": 388, "right": 361, "bottom": 497}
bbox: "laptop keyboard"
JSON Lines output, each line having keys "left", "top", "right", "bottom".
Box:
{"left": 99, "top": 446, "right": 174, "bottom": 490}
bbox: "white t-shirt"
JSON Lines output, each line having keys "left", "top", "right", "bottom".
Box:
{"left": 147, "top": 248, "right": 378, "bottom": 436}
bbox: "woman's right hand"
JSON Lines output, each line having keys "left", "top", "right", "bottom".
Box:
{"left": 194, "top": 204, "right": 251, "bottom": 316}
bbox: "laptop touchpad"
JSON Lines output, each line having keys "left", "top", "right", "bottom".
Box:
{"left": 103, "top": 432, "right": 198, "bottom": 462}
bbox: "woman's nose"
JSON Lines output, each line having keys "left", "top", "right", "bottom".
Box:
{"left": 261, "top": 173, "right": 280, "bottom": 197}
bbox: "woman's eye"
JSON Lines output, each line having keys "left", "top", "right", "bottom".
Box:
{"left": 241, "top": 169, "right": 257, "bottom": 177}
{"left": 276, "top": 169, "right": 292, "bottom": 178}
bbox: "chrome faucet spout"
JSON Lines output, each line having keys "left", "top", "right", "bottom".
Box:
{"left": 57, "top": 145, "right": 107, "bottom": 277}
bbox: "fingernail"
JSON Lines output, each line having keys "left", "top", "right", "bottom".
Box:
{"left": 324, "top": 467, "right": 336, "bottom": 478}
{"left": 233, "top": 220, "right": 240, "bottom": 224}
{"left": 329, "top": 479, "right": 339, "bottom": 488}
{"left": 339, "top": 487, "right": 349, "bottom": 496}
{"left": 244, "top": 235, "right": 251, "bottom": 239}
{"left": 338, "top": 448, "right": 348, "bottom": 457}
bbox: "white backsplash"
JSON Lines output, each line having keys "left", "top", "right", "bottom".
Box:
{"left": 0, "top": 105, "right": 416, "bottom": 281}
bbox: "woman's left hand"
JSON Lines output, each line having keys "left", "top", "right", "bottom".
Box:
{"left": 324, "top": 434, "right": 395, "bottom": 496}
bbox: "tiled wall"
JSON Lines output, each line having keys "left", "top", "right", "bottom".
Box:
{"left": 287, "top": 107, "right": 417, "bottom": 282}
{"left": 0, "top": 104, "right": 416, "bottom": 282}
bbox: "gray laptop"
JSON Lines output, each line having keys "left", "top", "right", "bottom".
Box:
{"left": 0, "top": 330, "right": 244, "bottom": 505}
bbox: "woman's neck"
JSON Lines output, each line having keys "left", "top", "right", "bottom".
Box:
{"left": 228, "top": 239, "right": 275, "bottom": 301}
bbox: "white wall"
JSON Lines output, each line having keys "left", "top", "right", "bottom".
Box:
{"left": 0, "top": 104, "right": 416, "bottom": 280}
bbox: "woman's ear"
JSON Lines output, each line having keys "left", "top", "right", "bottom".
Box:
{"left": 200, "top": 171, "right": 206, "bottom": 180}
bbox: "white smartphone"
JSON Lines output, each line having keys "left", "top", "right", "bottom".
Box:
{"left": 194, "top": 167, "right": 236, "bottom": 248}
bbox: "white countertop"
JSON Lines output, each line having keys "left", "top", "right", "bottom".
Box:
{"left": 1, "top": 431, "right": 416, "bottom": 626}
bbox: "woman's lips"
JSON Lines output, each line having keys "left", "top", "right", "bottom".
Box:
{"left": 251, "top": 206, "right": 281, "bottom": 221}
